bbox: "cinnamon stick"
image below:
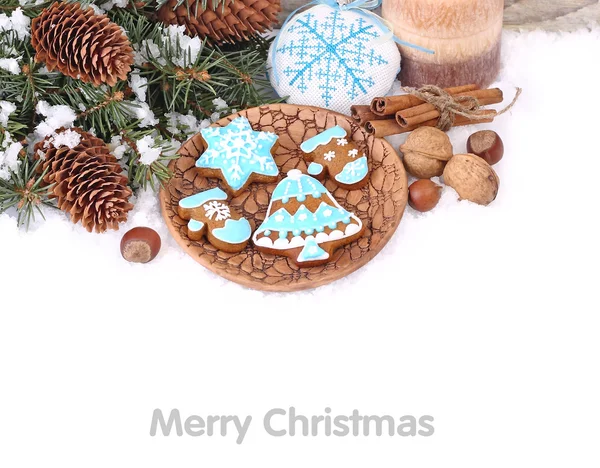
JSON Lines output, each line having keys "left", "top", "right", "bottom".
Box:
{"left": 396, "top": 110, "right": 497, "bottom": 134}
{"left": 350, "top": 105, "right": 387, "bottom": 126}
{"left": 396, "top": 88, "right": 504, "bottom": 128}
{"left": 364, "top": 119, "right": 405, "bottom": 138}
{"left": 370, "top": 84, "right": 479, "bottom": 116}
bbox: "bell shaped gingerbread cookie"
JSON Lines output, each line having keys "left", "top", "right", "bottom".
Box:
{"left": 178, "top": 187, "right": 252, "bottom": 253}
{"left": 252, "top": 169, "right": 364, "bottom": 267}
{"left": 300, "top": 125, "right": 369, "bottom": 190}
{"left": 195, "top": 117, "right": 279, "bottom": 196}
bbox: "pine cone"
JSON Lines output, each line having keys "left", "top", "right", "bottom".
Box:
{"left": 35, "top": 128, "right": 134, "bottom": 233}
{"left": 31, "top": 2, "right": 134, "bottom": 87}
{"left": 157, "top": 0, "right": 281, "bottom": 44}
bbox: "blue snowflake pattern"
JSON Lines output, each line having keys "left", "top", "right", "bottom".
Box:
{"left": 277, "top": 9, "right": 389, "bottom": 106}
{"left": 196, "top": 117, "right": 279, "bottom": 192}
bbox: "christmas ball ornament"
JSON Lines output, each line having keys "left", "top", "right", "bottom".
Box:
{"left": 268, "top": 3, "right": 401, "bottom": 115}
{"left": 34, "top": 128, "right": 134, "bottom": 233}
{"left": 31, "top": 2, "right": 134, "bottom": 87}
{"left": 157, "top": 0, "right": 281, "bottom": 44}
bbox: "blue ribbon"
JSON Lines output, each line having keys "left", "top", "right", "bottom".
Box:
{"left": 270, "top": 0, "right": 435, "bottom": 85}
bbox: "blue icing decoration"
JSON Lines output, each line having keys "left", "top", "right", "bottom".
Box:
{"left": 297, "top": 237, "right": 329, "bottom": 263}
{"left": 179, "top": 187, "right": 227, "bottom": 209}
{"left": 264, "top": 230, "right": 271, "bottom": 236}
{"left": 307, "top": 162, "right": 323, "bottom": 176}
{"left": 188, "top": 219, "right": 205, "bottom": 232}
{"left": 212, "top": 218, "right": 251, "bottom": 244}
{"left": 335, "top": 156, "right": 368, "bottom": 185}
{"left": 271, "top": 169, "right": 327, "bottom": 202}
{"left": 257, "top": 202, "right": 354, "bottom": 235}
{"left": 300, "top": 126, "right": 347, "bottom": 153}
{"left": 196, "top": 117, "right": 279, "bottom": 191}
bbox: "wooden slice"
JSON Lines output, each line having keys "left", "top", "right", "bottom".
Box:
{"left": 159, "top": 104, "right": 408, "bottom": 292}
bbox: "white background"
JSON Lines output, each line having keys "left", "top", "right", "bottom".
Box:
{"left": 1, "top": 29, "right": 600, "bottom": 467}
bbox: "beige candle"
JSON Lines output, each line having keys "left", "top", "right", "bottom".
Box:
{"left": 383, "top": 0, "right": 504, "bottom": 88}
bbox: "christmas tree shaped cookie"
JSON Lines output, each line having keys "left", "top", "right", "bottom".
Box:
{"left": 178, "top": 187, "right": 252, "bottom": 253}
{"left": 300, "top": 125, "right": 369, "bottom": 190}
{"left": 195, "top": 117, "right": 279, "bottom": 196}
{"left": 252, "top": 169, "right": 364, "bottom": 267}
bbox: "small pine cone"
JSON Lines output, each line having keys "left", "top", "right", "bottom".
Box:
{"left": 157, "top": 0, "right": 281, "bottom": 44}
{"left": 35, "top": 128, "right": 134, "bottom": 233}
{"left": 31, "top": 2, "right": 134, "bottom": 86}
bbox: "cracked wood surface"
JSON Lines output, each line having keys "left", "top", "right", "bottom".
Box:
{"left": 159, "top": 104, "right": 408, "bottom": 292}
{"left": 280, "top": 0, "right": 600, "bottom": 32}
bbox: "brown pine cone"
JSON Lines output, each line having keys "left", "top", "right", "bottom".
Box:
{"left": 31, "top": 2, "right": 134, "bottom": 87}
{"left": 35, "top": 128, "right": 134, "bottom": 233}
{"left": 157, "top": 0, "right": 281, "bottom": 44}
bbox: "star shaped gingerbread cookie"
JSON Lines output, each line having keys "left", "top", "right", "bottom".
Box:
{"left": 195, "top": 117, "right": 279, "bottom": 196}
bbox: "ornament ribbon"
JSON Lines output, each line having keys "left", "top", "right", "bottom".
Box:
{"left": 270, "top": 0, "right": 435, "bottom": 85}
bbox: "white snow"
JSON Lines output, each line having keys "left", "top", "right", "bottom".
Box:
{"left": 0, "top": 57, "right": 21, "bottom": 74}
{"left": 0, "top": 100, "right": 16, "bottom": 126}
{"left": 0, "top": 7, "right": 30, "bottom": 39}
{"left": 0, "top": 133, "right": 22, "bottom": 180}
{"left": 46, "top": 129, "right": 82, "bottom": 149}
{"left": 108, "top": 135, "right": 129, "bottom": 160}
{"left": 100, "top": 0, "right": 128, "bottom": 11}
{"left": 34, "top": 101, "right": 77, "bottom": 139}
{"left": 165, "top": 25, "right": 202, "bottom": 67}
{"left": 127, "top": 100, "right": 158, "bottom": 128}
{"left": 129, "top": 71, "right": 148, "bottom": 103}
{"left": 212, "top": 97, "right": 228, "bottom": 110}
{"left": 136, "top": 135, "right": 161, "bottom": 165}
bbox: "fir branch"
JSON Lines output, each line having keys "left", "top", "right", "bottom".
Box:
{"left": 0, "top": 156, "right": 56, "bottom": 230}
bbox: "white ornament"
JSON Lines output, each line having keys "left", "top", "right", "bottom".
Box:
{"left": 268, "top": 4, "right": 401, "bottom": 115}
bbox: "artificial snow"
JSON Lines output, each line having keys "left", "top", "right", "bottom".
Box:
{"left": 136, "top": 135, "right": 161, "bottom": 165}
{"left": 0, "top": 100, "right": 16, "bottom": 126}
{"left": 0, "top": 7, "right": 30, "bottom": 39}
{"left": 2, "top": 27, "right": 600, "bottom": 310}
{"left": 129, "top": 71, "right": 148, "bottom": 103}
{"left": 46, "top": 129, "right": 82, "bottom": 149}
{"left": 165, "top": 25, "right": 202, "bottom": 67}
{"left": 127, "top": 100, "right": 158, "bottom": 128}
{"left": 0, "top": 57, "right": 21, "bottom": 74}
{"left": 0, "top": 136, "right": 22, "bottom": 180}
{"left": 34, "top": 101, "right": 77, "bottom": 139}
{"left": 212, "top": 98, "right": 228, "bottom": 110}
{"left": 108, "top": 135, "right": 129, "bottom": 160}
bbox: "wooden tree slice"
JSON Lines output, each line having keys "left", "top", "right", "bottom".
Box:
{"left": 159, "top": 104, "right": 408, "bottom": 292}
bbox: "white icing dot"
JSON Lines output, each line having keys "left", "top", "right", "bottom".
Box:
{"left": 287, "top": 169, "right": 302, "bottom": 180}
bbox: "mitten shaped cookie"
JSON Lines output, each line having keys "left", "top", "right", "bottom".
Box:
{"left": 195, "top": 117, "right": 279, "bottom": 196}
{"left": 300, "top": 125, "right": 369, "bottom": 190}
{"left": 178, "top": 187, "right": 252, "bottom": 253}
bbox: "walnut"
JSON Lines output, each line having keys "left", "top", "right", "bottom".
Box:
{"left": 399, "top": 127, "right": 453, "bottom": 178}
{"left": 443, "top": 153, "right": 500, "bottom": 205}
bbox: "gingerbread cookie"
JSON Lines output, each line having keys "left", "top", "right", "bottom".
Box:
{"left": 300, "top": 125, "right": 369, "bottom": 190}
{"left": 195, "top": 117, "right": 279, "bottom": 196}
{"left": 178, "top": 187, "right": 252, "bottom": 253}
{"left": 252, "top": 169, "right": 364, "bottom": 267}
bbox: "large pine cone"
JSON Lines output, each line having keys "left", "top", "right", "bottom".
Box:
{"left": 31, "top": 2, "right": 134, "bottom": 86}
{"left": 157, "top": 0, "right": 281, "bottom": 44}
{"left": 35, "top": 128, "right": 134, "bottom": 233}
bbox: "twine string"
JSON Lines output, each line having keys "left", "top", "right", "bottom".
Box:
{"left": 400, "top": 85, "right": 523, "bottom": 131}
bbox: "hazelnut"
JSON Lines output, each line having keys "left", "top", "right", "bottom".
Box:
{"left": 120, "top": 227, "right": 161, "bottom": 263}
{"left": 467, "top": 130, "right": 504, "bottom": 165}
{"left": 443, "top": 154, "right": 500, "bottom": 205}
{"left": 400, "top": 127, "right": 453, "bottom": 178}
{"left": 408, "top": 179, "right": 442, "bottom": 212}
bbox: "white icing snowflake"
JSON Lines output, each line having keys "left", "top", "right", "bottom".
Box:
{"left": 203, "top": 201, "right": 231, "bottom": 221}
{"left": 275, "top": 214, "right": 285, "bottom": 222}
{"left": 323, "top": 209, "right": 333, "bottom": 218}
{"left": 348, "top": 148, "right": 358, "bottom": 158}
{"left": 337, "top": 138, "right": 348, "bottom": 146}
{"left": 324, "top": 151, "right": 336, "bottom": 161}
{"left": 297, "top": 213, "right": 308, "bottom": 221}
